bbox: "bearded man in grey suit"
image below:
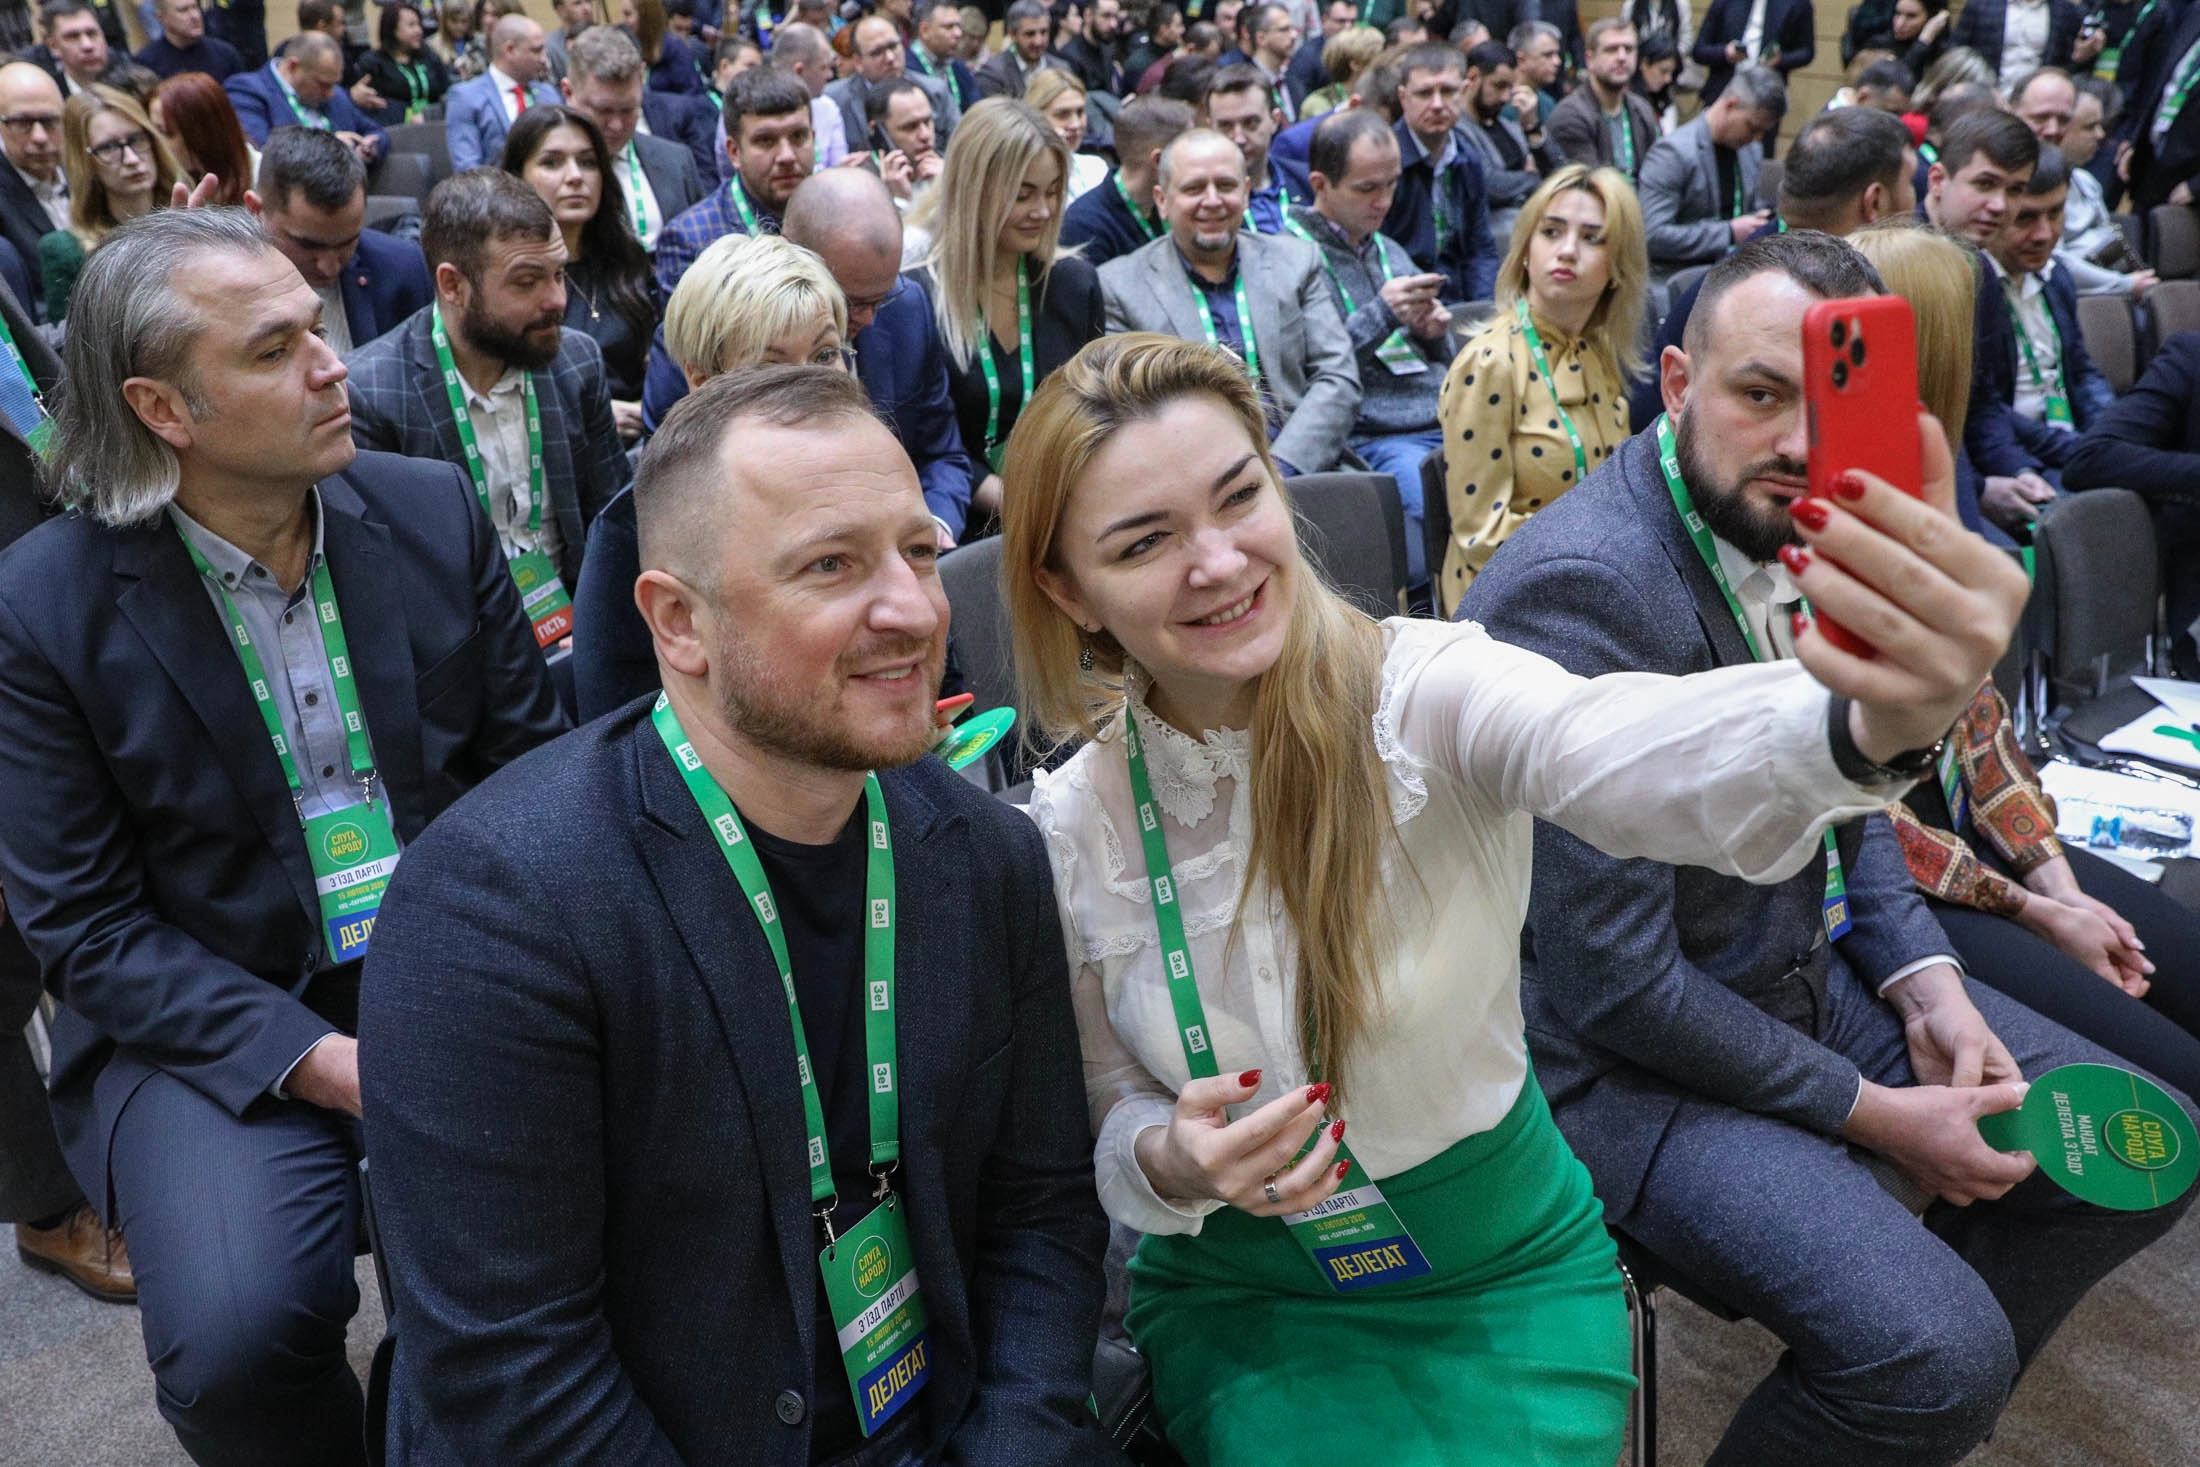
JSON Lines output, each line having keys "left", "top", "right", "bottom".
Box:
{"left": 1098, "top": 128, "right": 1360, "bottom": 475}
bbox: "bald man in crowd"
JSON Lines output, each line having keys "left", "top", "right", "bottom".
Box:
{"left": 443, "top": 14, "right": 561, "bottom": 171}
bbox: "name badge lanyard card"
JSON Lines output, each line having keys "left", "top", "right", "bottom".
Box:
{"left": 0, "top": 309, "right": 52, "bottom": 455}
{"left": 977, "top": 259, "right": 1034, "bottom": 474}
{"left": 727, "top": 173, "right": 762, "bottom": 232}
{"left": 1611, "top": 105, "right": 1635, "bottom": 175}
{"left": 2005, "top": 292, "right": 2074, "bottom": 426}
{"left": 1515, "top": 301, "right": 1588, "bottom": 481}
{"left": 1121, "top": 710, "right": 1435, "bottom": 1292}
{"left": 429, "top": 306, "right": 574, "bottom": 651}
{"left": 179, "top": 534, "right": 401, "bottom": 964}
{"left": 651, "top": 695, "right": 931, "bottom": 1436}
{"left": 1116, "top": 170, "right": 1160, "bottom": 242}
{"left": 1283, "top": 216, "right": 1425, "bottom": 375}
{"left": 1655, "top": 415, "right": 1852, "bottom": 941}
{"left": 399, "top": 59, "right": 429, "bottom": 122}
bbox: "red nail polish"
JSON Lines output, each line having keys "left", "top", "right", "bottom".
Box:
{"left": 1306, "top": 1082, "right": 1332, "bottom": 1106}
{"left": 1330, "top": 1119, "right": 1347, "bottom": 1143}
{"left": 1788, "top": 497, "right": 1830, "bottom": 532}
{"left": 1777, "top": 543, "right": 1810, "bottom": 575}
{"left": 1790, "top": 610, "right": 1810, "bottom": 640}
{"left": 1833, "top": 470, "right": 1868, "bottom": 502}
{"left": 1335, "top": 1161, "right": 1351, "bottom": 1181}
{"left": 1238, "top": 1069, "right": 1262, "bottom": 1089}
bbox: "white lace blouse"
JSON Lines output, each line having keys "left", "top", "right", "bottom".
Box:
{"left": 1027, "top": 617, "right": 1908, "bottom": 1237}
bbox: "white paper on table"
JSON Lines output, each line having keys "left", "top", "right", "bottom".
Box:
{"left": 2132, "top": 677, "right": 2200, "bottom": 724}
{"left": 2094, "top": 710, "right": 2200, "bottom": 771}
{"left": 2038, "top": 760, "right": 2200, "bottom": 858}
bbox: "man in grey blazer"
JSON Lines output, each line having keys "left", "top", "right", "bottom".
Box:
{"left": 343, "top": 171, "right": 630, "bottom": 605}
{"left": 1099, "top": 128, "right": 1360, "bottom": 474}
{"left": 1461, "top": 232, "right": 2194, "bottom": 1467}
{"left": 561, "top": 26, "right": 706, "bottom": 255}
{"left": 1638, "top": 61, "right": 1782, "bottom": 283}
{"left": 828, "top": 15, "right": 957, "bottom": 157}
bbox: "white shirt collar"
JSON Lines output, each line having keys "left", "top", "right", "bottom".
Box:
{"left": 460, "top": 363, "right": 526, "bottom": 413}
{"left": 1712, "top": 532, "right": 1799, "bottom": 612}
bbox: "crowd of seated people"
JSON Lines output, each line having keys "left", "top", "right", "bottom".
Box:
{"left": 6, "top": 4, "right": 2200, "bottom": 1466}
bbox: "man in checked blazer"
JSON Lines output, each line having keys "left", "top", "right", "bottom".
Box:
{"left": 1949, "top": 0, "right": 2094, "bottom": 90}
{"left": 1462, "top": 232, "right": 2193, "bottom": 1467}
{"left": 360, "top": 365, "right": 1120, "bottom": 1467}
{"left": 343, "top": 170, "right": 629, "bottom": 599}
{"left": 1099, "top": 128, "right": 1360, "bottom": 474}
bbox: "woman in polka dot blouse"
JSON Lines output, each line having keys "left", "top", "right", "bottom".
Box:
{"left": 1435, "top": 164, "right": 1647, "bottom": 615}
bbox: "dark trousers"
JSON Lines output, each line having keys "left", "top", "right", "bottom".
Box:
{"left": 1617, "top": 970, "right": 2194, "bottom": 1467}
{"left": 109, "top": 1069, "right": 368, "bottom": 1467}
{"left": 1932, "top": 845, "right": 2200, "bottom": 1100}
{"left": 0, "top": 916, "right": 80, "bottom": 1224}
{"left": 2156, "top": 502, "right": 2200, "bottom": 676}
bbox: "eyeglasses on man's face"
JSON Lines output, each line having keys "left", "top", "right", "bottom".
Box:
{"left": 0, "top": 113, "right": 63, "bottom": 136}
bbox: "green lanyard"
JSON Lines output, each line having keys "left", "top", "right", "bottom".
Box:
{"left": 1653, "top": 415, "right": 1851, "bottom": 940}
{"left": 429, "top": 305, "right": 546, "bottom": 542}
{"left": 1917, "top": 139, "right": 1938, "bottom": 166}
{"left": 0, "top": 309, "right": 52, "bottom": 456}
{"left": 178, "top": 535, "right": 374, "bottom": 805}
{"left": 1284, "top": 213, "right": 1392, "bottom": 309}
{"left": 908, "top": 42, "right": 935, "bottom": 76}
{"left": 976, "top": 259, "right": 1034, "bottom": 473}
{"left": 1183, "top": 257, "right": 1260, "bottom": 382}
{"left": 2104, "top": 0, "right": 2164, "bottom": 77}
{"left": 1120, "top": 707, "right": 1435, "bottom": 1290}
{"left": 623, "top": 140, "right": 652, "bottom": 242}
{"left": 1114, "top": 169, "right": 1159, "bottom": 240}
{"left": 2161, "top": 41, "right": 2200, "bottom": 137}
{"left": 1514, "top": 300, "right": 1588, "bottom": 484}
{"left": 1729, "top": 155, "right": 1745, "bottom": 218}
{"left": 1285, "top": 214, "right": 1426, "bottom": 374}
{"left": 727, "top": 173, "right": 761, "bottom": 232}
{"left": 1610, "top": 105, "right": 1635, "bottom": 174}
{"left": 2004, "top": 285, "right": 2074, "bottom": 425}
{"left": 399, "top": 58, "right": 429, "bottom": 121}
{"left": 650, "top": 693, "right": 900, "bottom": 1214}
{"left": 272, "top": 64, "right": 332, "bottom": 130}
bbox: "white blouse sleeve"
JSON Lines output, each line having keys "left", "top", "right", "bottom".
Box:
{"left": 1073, "top": 961, "right": 1227, "bottom": 1237}
{"left": 1388, "top": 620, "right": 1908, "bottom": 882}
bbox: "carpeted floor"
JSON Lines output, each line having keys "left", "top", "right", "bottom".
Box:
{"left": 0, "top": 1209, "right": 2193, "bottom": 1466}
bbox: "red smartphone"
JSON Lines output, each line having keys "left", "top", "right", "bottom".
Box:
{"left": 1802, "top": 295, "right": 1925, "bottom": 660}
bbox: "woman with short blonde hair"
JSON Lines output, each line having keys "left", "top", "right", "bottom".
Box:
{"left": 909, "top": 97, "right": 1103, "bottom": 531}
{"left": 663, "top": 231, "right": 850, "bottom": 385}
{"left": 1302, "top": 23, "right": 1384, "bottom": 116}
{"left": 1433, "top": 163, "right": 1647, "bottom": 612}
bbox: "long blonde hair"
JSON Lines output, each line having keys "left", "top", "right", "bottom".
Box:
{"left": 1495, "top": 163, "right": 1648, "bottom": 381}
{"left": 911, "top": 97, "right": 1072, "bottom": 368}
{"left": 1001, "top": 334, "right": 1395, "bottom": 1109}
{"left": 62, "top": 86, "right": 182, "bottom": 248}
{"left": 1850, "top": 219, "right": 1974, "bottom": 445}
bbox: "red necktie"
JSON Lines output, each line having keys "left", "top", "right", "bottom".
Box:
{"left": 512, "top": 84, "right": 528, "bottom": 113}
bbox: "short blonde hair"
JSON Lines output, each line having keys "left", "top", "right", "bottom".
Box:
{"left": 663, "top": 231, "right": 848, "bottom": 379}
{"left": 1850, "top": 219, "right": 1975, "bottom": 445}
{"left": 1321, "top": 24, "right": 1384, "bottom": 85}
{"left": 1495, "top": 164, "right": 1648, "bottom": 382}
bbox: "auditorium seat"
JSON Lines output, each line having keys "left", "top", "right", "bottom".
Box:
{"left": 2076, "top": 292, "right": 2140, "bottom": 394}
{"left": 2149, "top": 203, "right": 2200, "bottom": 280}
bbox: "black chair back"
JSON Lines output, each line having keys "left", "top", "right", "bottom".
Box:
{"left": 1284, "top": 471, "right": 1409, "bottom": 618}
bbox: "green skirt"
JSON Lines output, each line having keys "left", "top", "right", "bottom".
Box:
{"left": 1126, "top": 1078, "right": 1633, "bottom": 1467}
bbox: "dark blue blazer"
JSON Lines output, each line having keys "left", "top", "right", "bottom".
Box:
{"left": 909, "top": 42, "right": 982, "bottom": 110}
{"left": 341, "top": 227, "right": 434, "bottom": 349}
{"left": 2065, "top": 329, "right": 2200, "bottom": 496}
{"left": 646, "top": 87, "right": 725, "bottom": 184}
{"left": 1982, "top": 259, "right": 2112, "bottom": 473}
{"left": 647, "top": 33, "right": 711, "bottom": 94}
{"left": 640, "top": 275, "right": 976, "bottom": 534}
{"left": 2125, "top": 0, "right": 2200, "bottom": 208}
{"left": 224, "top": 62, "right": 390, "bottom": 154}
{"left": 359, "top": 704, "right": 1114, "bottom": 1465}
{"left": 0, "top": 453, "right": 565, "bottom": 1209}
{"left": 1269, "top": 115, "right": 1315, "bottom": 178}
{"left": 1949, "top": 0, "right": 2085, "bottom": 78}
{"left": 0, "top": 236, "right": 31, "bottom": 324}
{"left": 1060, "top": 168, "right": 1159, "bottom": 268}
{"left": 133, "top": 33, "right": 246, "bottom": 80}
{"left": 1691, "top": 0, "right": 1817, "bottom": 103}
{"left": 0, "top": 266, "right": 58, "bottom": 549}
{"left": 0, "top": 157, "right": 49, "bottom": 318}
{"left": 1285, "top": 34, "right": 1326, "bottom": 108}
{"left": 1457, "top": 428, "right": 1955, "bottom": 1214}
{"left": 1384, "top": 120, "right": 1499, "bottom": 303}
{"left": 1964, "top": 249, "right": 2035, "bottom": 480}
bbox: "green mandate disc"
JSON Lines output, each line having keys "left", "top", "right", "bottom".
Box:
{"left": 936, "top": 706, "right": 1016, "bottom": 772}
{"left": 1976, "top": 1063, "right": 2199, "bottom": 1211}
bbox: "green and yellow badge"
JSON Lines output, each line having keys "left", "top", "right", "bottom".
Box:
{"left": 1978, "top": 1063, "right": 2200, "bottom": 1210}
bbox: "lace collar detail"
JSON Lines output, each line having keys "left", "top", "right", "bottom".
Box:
{"left": 1125, "top": 665, "right": 1250, "bottom": 830}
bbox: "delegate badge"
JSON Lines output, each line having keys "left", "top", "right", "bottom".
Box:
{"left": 508, "top": 548, "right": 575, "bottom": 649}
{"left": 1977, "top": 1063, "right": 2200, "bottom": 1210}
{"left": 1280, "top": 1151, "right": 1435, "bottom": 1293}
{"left": 301, "top": 801, "right": 401, "bottom": 963}
{"left": 819, "top": 1195, "right": 932, "bottom": 1436}
{"left": 1373, "top": 329, "right": 1429, "bottom": 376}
{"left": 936, "top": 706, "right": 1015, "bottom": 771}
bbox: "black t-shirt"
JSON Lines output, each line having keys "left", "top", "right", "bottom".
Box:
{"left": 1715, "top": 143, "right": 1742, "bottom": 219}
{"left": 746, "top": 800, "right": 874, "bottom": 1462}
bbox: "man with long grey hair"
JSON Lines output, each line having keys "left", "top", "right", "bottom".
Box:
{"left": 0, "top": 206, "right": 566, "bottom": 1465}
